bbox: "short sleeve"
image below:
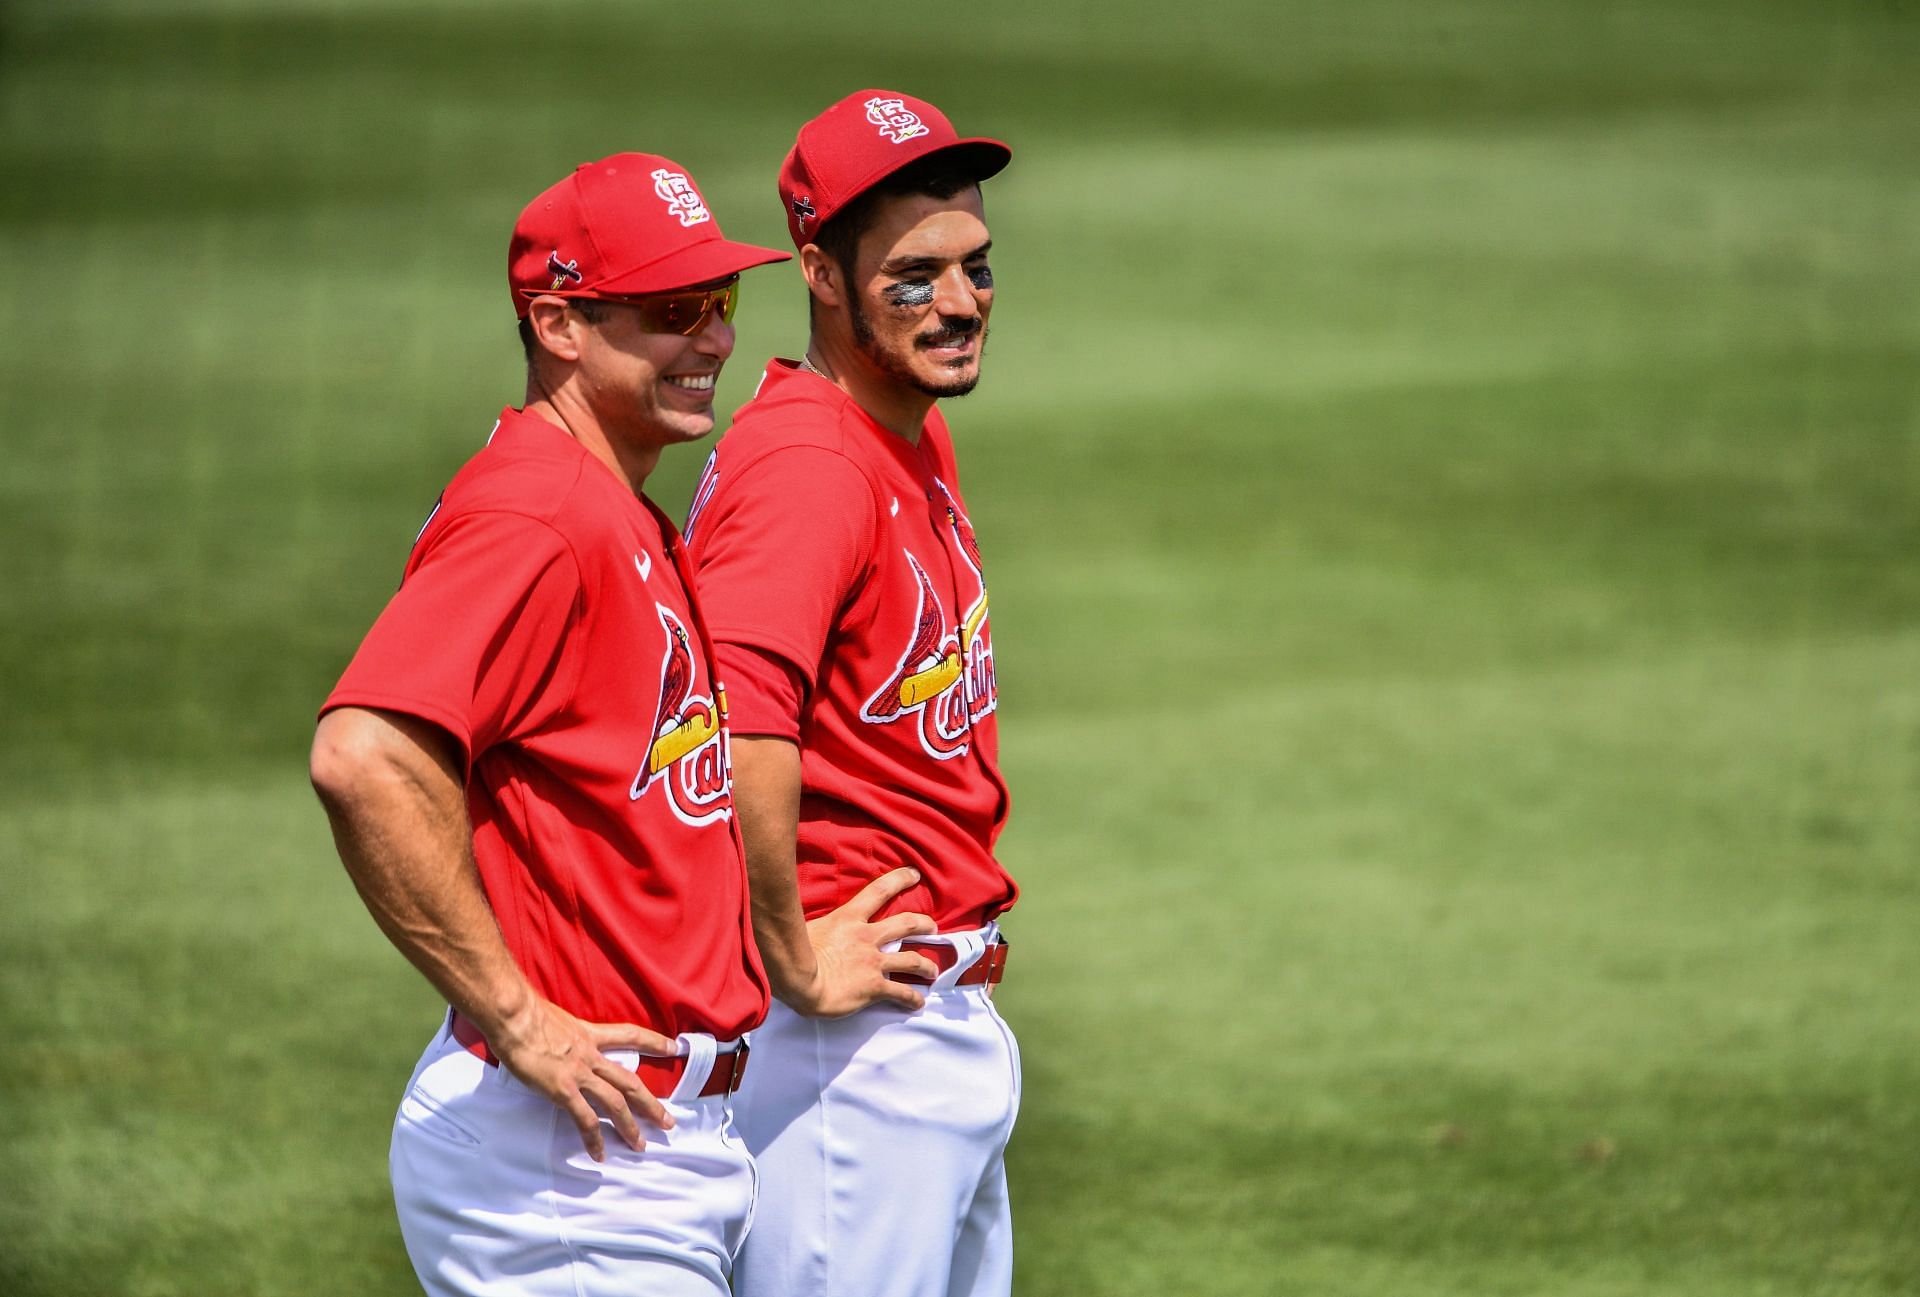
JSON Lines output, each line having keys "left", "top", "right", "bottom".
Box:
{"left": 717, "top": 641, "right": 807, "bottom": 741}
{"left": 688, "top": 446, "right": 875, "bottom": 684}
{"left": 323, "top": 510, "right": 583, "bottom": 768}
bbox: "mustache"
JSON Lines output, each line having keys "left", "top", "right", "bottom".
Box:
{"left": 917, "top": 319, "right": 982, "bottom": 348}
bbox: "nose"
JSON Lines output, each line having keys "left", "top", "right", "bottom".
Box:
{"left": 933, "top": 264, "right": 982, "bottom": 318}
{"left": 693, "top": 312, "right": 737, "bottom": 359}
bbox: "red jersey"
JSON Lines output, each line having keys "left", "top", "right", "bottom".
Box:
{"left": 323, "top": 408, "right": 769, "bottom": 1040}
{"left": 685, "top": 361, "right": 1017, "bottom": 930}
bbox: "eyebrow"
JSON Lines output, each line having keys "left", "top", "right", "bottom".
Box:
{"left": 880, "top": 239, "right": 994, "bottom": 275}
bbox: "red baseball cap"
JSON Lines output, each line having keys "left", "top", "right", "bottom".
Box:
{"left": 778, "top": 90, "right": 1011, "bottom": 249}
{"left": 509, "top": 153, "right": 791, "bottom": 318}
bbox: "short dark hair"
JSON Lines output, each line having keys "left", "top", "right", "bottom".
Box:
{"left": 813, "top": 152, "right": 985, "bottom": 291}
{"left": 518, "top": 296, "right": 610, "bottom": 365}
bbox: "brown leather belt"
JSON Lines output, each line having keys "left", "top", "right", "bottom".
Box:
{"left": 890, "top": 939, "right": 1009, "bottom": 988}
{"left": 448, "top": 1012, "right": 749, "bottom": 1099}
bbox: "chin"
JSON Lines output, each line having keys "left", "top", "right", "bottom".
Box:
{"left": 651, "top": 412, "right": 716, "bottom": 445}
{"left": 914, "top": 362, "right": 981, "bottom": 400}
{"left": 918, "top": 377, "right": 979, "bottom": 400}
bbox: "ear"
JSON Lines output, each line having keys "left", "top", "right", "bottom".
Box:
{"left": 798, "top": 245, "right": 844, "bottom": 310}
{"left": 525, "top": 297, "right": 585, "bottom": 363}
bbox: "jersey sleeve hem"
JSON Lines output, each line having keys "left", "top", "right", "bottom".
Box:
{"left": 703, "top": 624, "right": 823, "bottom": 677}
{"left": 317, "top": 693, "right": 479, "bottom": 777}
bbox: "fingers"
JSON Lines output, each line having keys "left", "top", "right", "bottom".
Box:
{"left": 870, "top": 911, "right": 938, "bottom": 944}
{"left": 873, "top": 978, "right": 928, "bottom": 1012}
{"left": 839, "top": 866, "right": 924, "bottom": 922}
{"left": 590, "top": 1021, "right": 679, "bottom": 1057}
{"left": 560, "top": 1091, "right": 606, "bottom": 1162}
{"left": 559, "top": 1058, "right": 678, "bottom": 1160}
{"left": 579, "top": 1073, "right": 646, "bottom": 1153}
{"left": 880, "top": 950, "right": 941, "bottom": 981}
{"left": 511, "top": 1005, "right": 679, "bottom": 1158}
{"left": 592, "top": 1056, "right": 673, "bottom": 1133}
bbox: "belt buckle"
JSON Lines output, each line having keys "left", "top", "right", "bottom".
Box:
{"left": 723, "top": 1041, "right": 749, "bottom": 1094}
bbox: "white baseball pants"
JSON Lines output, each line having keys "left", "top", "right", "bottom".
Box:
{"left": 732, "top": 923, "right": 1022, "bottom": 1297}
{"left": 389, "top": 1018, "right": 757, "bottom": 1297}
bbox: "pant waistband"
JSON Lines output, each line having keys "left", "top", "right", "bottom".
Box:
{"left": 447, "top": 1012, "right": 749, "bottom": 1099}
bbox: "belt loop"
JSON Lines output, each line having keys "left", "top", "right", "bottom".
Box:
{"left": 674, "top": 1033, "right": 715, "bottom": 1102}
{"left": 935, "top": 930, "right": 986, "bottom": 992}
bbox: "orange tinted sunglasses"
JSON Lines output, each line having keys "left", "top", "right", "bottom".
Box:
{"left": 592, "top": 278, "right": 740, "bottom": 336}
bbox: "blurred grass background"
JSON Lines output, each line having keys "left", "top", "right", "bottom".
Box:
{"left": 2, "top": 0, "right": 1916, "bottom": 1293}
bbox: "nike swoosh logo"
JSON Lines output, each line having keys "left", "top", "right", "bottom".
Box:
{"left": 634, "top": 553, "right": 652, "bottom": 580}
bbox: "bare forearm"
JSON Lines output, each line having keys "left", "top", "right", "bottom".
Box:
{"left": 729, "top": 734, "right": 936, "bottom": 1015}
{"left": 312, "top": 706, "right": 679, "bottom": 1159}
{"left": 729, "top": 736, "right": 817, "bottom": 1001}
{"left": 312, "top": 708, "right": 534, "bottom": 1036}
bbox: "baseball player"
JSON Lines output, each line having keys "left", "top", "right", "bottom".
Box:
{"left": 682, "top": 91, "right": 1020, "bottom": 1297}
{"left": 309, "top": 153, "right": 789, "bottom": 1297}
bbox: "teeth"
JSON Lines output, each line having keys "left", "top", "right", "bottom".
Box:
{"left": 666, "top": 374, "right": 715, "bottom": 391}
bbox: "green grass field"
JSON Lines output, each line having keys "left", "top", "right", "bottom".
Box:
{"left": 3, "top": 1, "right": 1916, "bottom": 1293}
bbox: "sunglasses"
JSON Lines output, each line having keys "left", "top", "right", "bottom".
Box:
{"left": 586, "top": 278, "right": 740, "bottom": 336}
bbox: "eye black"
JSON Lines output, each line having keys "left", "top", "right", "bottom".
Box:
{"left": 966, "top": 264, "right": 994, "bottom": 291}
{"left": 883, "top": 281, "right": 936, "bottom": 308}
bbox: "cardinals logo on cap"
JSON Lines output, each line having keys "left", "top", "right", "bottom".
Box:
{"left": 860, "top": 483, "right": 996, "bottom": 760}
{"left": 546, "top": 251, "right": 583, "bottom": 290}
{"left": 651, "top": 168, "right": 712, "bottom": 228}
{"left": 631, "top": 605, "right": 732, "bottom": 825}
{"left": 865, "top": 97, "right": 930, "bottom": 144}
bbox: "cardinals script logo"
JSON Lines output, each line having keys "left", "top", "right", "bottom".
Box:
{"left": 860, "top": 480, "right": 997, "bottom": 760}
{"left": 631, "top": 605, "right": 732, "bottom": 825}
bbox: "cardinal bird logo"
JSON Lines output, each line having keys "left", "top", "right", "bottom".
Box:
{"left": 546, "top": 251, "right": 583, "bottom": 290}
{"left": 860, "top": 490, "right": 998, "bottom": 761}
{"left": 630, "top": 604, "right": 732, "bottom": 825}
{"left": 861, "top": 553, "right": 959, "bottom": 724}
